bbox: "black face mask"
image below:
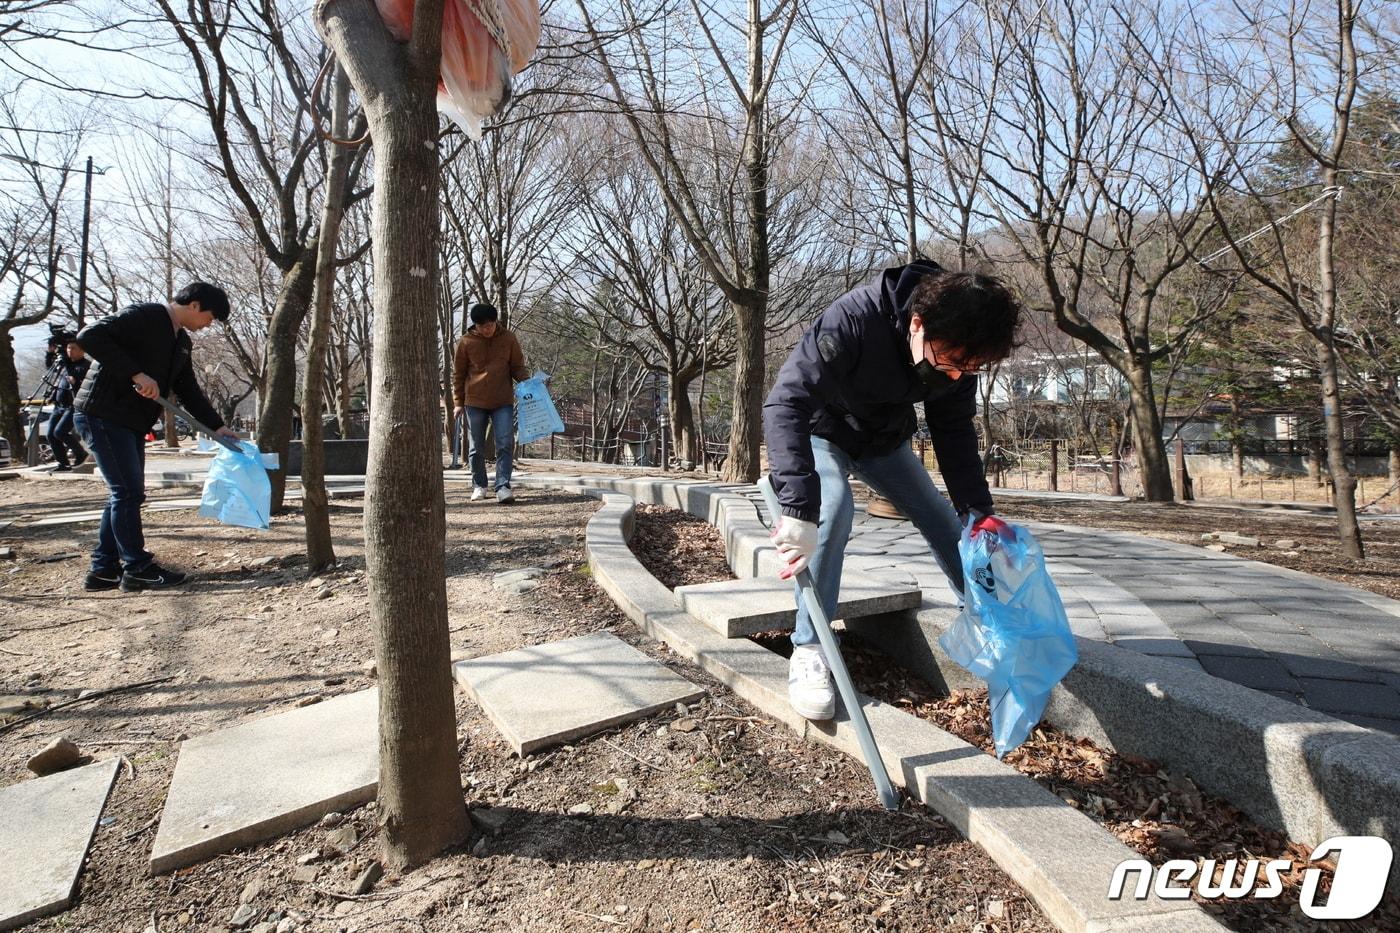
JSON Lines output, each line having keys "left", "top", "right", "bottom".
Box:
{"left": 913, "top": 358, "right": 956, "bottom": 391}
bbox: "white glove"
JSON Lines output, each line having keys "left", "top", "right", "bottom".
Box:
{"left": 771, "top": 516, "right": 819, "bottom": 579}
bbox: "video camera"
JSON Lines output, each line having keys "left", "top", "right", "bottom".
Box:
{"left": 46, "top": 322, "right": 77, "bottom": 351}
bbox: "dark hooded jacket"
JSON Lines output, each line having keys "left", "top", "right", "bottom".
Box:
{"left": 762, "top": 259, "right": 992, "bottom": 523}
{"left": 74, "top": 303, "right": 223, "bottom": 434}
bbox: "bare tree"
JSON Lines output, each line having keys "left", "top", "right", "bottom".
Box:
{"left": 141, "top": 0, "right": 325, "bottom": 510}
{"left": 965, "top": 0, "right": 1237, "bottom": 501}
{"left": 301, "top": 62, "right": 362, "bottom": 572}
{"left": 568, "top": 136, "right": 735, "bottom": 464}
{"left": 1182, "top": 0, "right": 1377, "bottom": 555}
{"left": 316, "top": 0, "right": 468, "bottom": 868}
{"left": 574, "top": 0, "right": 802, "bottom": 482}
{"left": 0, "top": 94, "right": 78, "bottom": 456}
{"left": 439, "top": 88, "right": 579, "bottom": 330}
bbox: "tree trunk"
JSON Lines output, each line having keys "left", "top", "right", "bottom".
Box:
{"left": 1230, "top": 393, "right": 1244, "bottom": 478}
{"left": 319, "top": 0, "right": 467, "bottom": 870}
{"left": 1389, "top": 443, "right": 1399, "bottom": 487}
{"left": 668, "top": 371, "right": 698, "bottom": 466}
{"left": 1125, "top": 363, "right": 1174, "bottom": 501}
{"left": 0, "top": 330, "right": 26, "bottom": 459}
{"left": 723, "top": 296, "right": 764, "bottom": 483}
{"left": 302, "top": 64, "right": 355, "bottom": 573}
{"left": 335, "top": 333, "right": 356, "bottom": 438}
{"left": 1317, "top": 348, "right": 1363, "bottom": 557}
{"left": 257, "top": 247, "right": 320, "bottom": 511}
{"left": 722, "top": 0, "right": 770, "bottom": 485}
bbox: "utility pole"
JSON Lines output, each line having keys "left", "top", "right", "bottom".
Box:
{"left": 77, "top": 156, "right": 93, "bottom": 327}
{"left": 0, "top": 153, "right": 102, "bottom": 324}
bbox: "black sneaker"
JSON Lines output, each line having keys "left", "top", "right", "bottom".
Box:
{"left": 120, "top": 563, "right": 187, "bottom": 592}
{"left": 84, "top": 569, "right": 121, "bottom": 591}
{"left": 53, "top": 463, "right": 72, "bottom": 472}
{"left": 73, "top": 453, "right": 88, "bottom": 467}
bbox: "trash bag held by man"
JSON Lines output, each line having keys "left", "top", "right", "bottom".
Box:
{"left": 199, "top": 440, "right": 273, "bottom": 531}
{"left": 514, "top": 371, "right": 564, "bottom": 445}
{"left": 938, "top": 519, "right": 1077, "bottom": 758}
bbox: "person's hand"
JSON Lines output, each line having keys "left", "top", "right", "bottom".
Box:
{"left": 971, "top": 514, "right": 1015, "bottom": 542}
{"left": 215, "top": 426, "right": 240, "bottom": 443}
{"left": 453, "top": 405, "right": 464, "bottom": 420}
{"left": 771, "top": 516, "right": 819, "bottom": 580}
{"left": 132, "top": 373, "right": 159, "bottom": 399}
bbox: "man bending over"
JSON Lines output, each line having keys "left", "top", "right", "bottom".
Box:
{"left": 762, "top": 259, "right": 1022, "bottom": 720}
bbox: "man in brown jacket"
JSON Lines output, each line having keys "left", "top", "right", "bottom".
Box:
{"left": 453, "top": 302, "right": 530, "bottom": 502}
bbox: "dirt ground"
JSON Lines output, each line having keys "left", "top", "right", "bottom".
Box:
{"left": 0, "top": 470, "right": 1050, "bottom": 933}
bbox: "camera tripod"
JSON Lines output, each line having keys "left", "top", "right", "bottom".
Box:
{"left": 23, "top": 359, "right": 68, "bottom": 468}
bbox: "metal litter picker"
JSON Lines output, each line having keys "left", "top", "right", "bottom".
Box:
{"left": 152, "top": 395, "right": 240, "bottom": 452}
{"left": 757, "top": 476, "right": 900, "bottom": 811}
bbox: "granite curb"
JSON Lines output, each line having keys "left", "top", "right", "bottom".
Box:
{"left": 550, "top": 480, "right": 1224, "bottom": 932}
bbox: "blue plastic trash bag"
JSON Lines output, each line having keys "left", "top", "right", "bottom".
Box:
{"left": 199, "top": 440, "right": 273, "bottom": 530}
{"left": 938, "top": 519, "right": 1077, "bottom": 758}
{"left": 515, "top": 370, "right": 565, "bottom": 444}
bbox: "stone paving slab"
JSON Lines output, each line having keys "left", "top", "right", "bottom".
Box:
{"left": 150, "top": 689, "right": 378, "bottom": 874}
{"left": 1196, "top": 654, "right": 1301, "bottom": 692}
{"left": 0, "top": 758, "right": 120, "bottom": 931}
{"left": 1297, "top": 678, "right": 1400, "bottom": 719}
{"left": 674, "top": 575, "right": 922, "bottom": 637}
{"left": 453, "top": 632, "right": 706, "bottom": 755}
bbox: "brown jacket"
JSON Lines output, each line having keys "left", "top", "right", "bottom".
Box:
{"left": 453, "top": 326, "right": 529, "bottom": 409}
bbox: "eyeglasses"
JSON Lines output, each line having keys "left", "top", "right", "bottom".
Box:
{"left": 926, "top": 345, "right": 983, "bottom": 375}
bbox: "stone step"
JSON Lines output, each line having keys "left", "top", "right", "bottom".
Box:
{"left": 675, "top": 575, "right": 923, "bottom": 638}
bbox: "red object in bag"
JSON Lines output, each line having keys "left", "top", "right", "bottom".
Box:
{"left": 374, "top": 0, "right": 540, "bottom": 138}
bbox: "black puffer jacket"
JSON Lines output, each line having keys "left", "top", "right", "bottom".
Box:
{"left": 74, "top": 303, "right": 223, "bottom": 434}
{"left": 762, "top": 259, "right": 992, "bottom": 523}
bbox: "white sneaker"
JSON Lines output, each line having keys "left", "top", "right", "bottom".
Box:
{"left": 471, "top": 486, "right": 487, "bottom": 501}
{"left": 496, "top": 486, "right": 514, "bottom": 503}
{"left": 788, "top": 645, "right": 835, "bottom": 720}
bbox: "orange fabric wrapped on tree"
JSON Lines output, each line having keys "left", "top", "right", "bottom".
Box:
{"left": 374, "top": 0, "right": 540, "bottom": 138}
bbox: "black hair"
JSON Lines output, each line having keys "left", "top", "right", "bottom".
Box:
{"left": 910, "top": 271, "right": 1022, "bottom": 364}
{"left": 174, "top": 281, "right": 231, "bottom": 321}
{"left": 470, "top": 302, "right": 499, "bottom": 325}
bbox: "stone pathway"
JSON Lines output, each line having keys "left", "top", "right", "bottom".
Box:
{"left": 843, "top": 511, "right": 1400, "bottom": 734}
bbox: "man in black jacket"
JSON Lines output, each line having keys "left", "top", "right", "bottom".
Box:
{"left": 762, "top": 260, "right": 1021, "bottom": 720}
{"left": 74, "top": 282, "right": 239, "bottom": 592}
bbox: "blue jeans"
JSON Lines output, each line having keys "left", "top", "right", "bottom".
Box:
{"left": 792, "top": 435, "right": 965, "bottom": 647}
{"left": 74, "top": 411, "right": 153, "bottom": 574}
{"left": 48, "top": 406, "right": 78, "bottom": 466}
{"left": 466, "top": 405, "right": 514, "bottom": 491}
